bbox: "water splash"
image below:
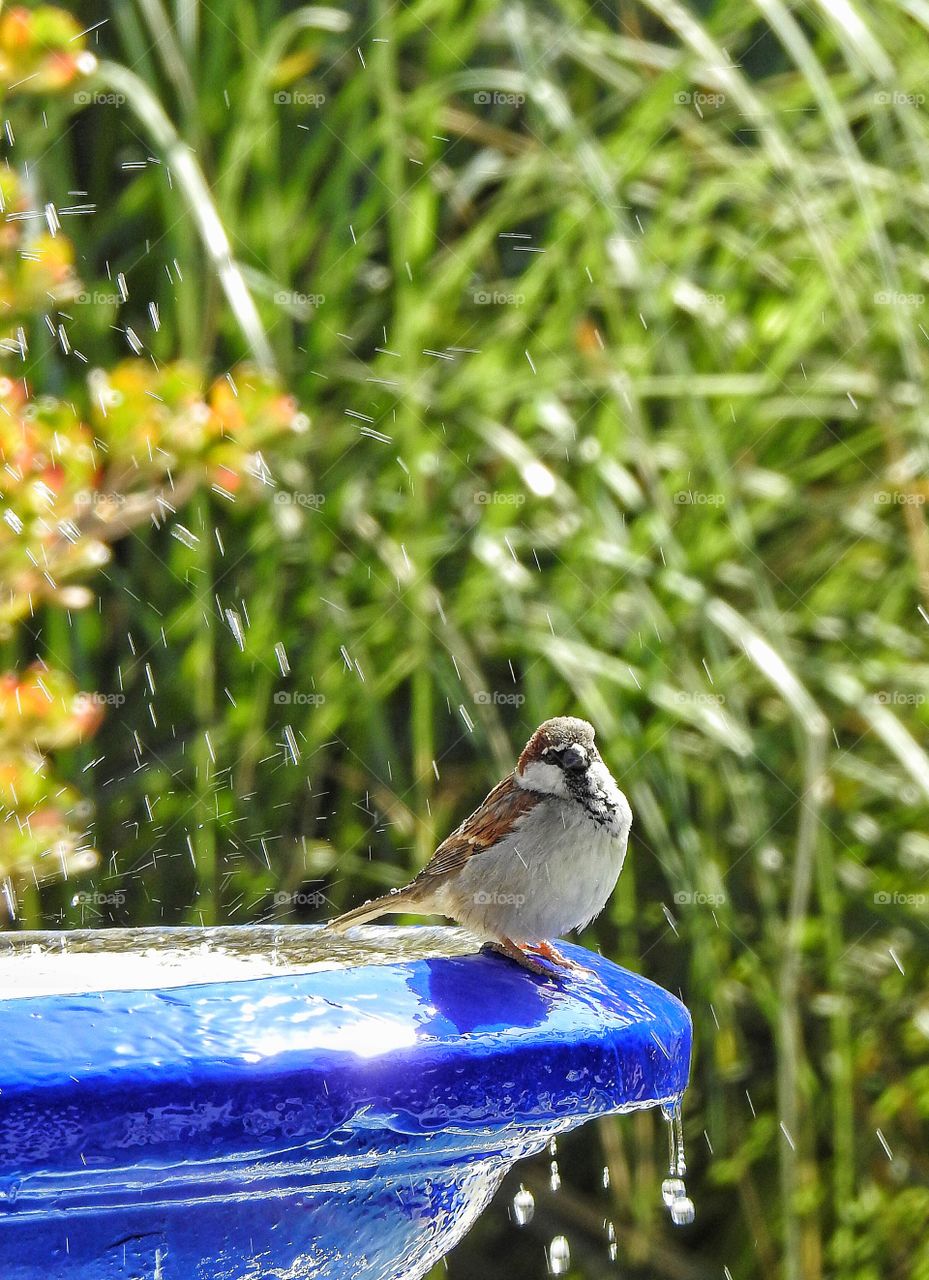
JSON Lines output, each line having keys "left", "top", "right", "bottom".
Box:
{"left": 660, "top": 1102, "right": 695, "bottom": 1226}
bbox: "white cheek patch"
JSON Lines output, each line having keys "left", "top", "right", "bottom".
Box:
{"left": 517, "top": 759, "right": 568, "bottom": 797}
{"left": 588, "top": 761, "right": 611, "bottom": 788}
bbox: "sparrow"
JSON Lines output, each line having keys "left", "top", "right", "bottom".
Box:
{"left": 329, "top": 716, "right": 632, "bottom": 975}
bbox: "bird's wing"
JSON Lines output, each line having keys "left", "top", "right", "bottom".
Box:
{"left": 415, "top": 772, "right": 540, "bottom": 880}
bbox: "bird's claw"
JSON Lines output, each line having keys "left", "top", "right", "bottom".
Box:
{"left": 525, "top": 940, "right": 590, "bottom": 972}
{"left": 482, "top": 937, "right": 591, "bottom": 978}
{"left": 481, "top": 938, "right": 553, "bottom": 977}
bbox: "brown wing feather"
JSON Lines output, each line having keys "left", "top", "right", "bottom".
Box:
{"left": 414, "top": 772, "right": 539, "bottom": 881}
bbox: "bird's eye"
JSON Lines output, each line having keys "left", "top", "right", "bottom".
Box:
{"left": 559, "top": 745, "right": 587, "bottom": 771}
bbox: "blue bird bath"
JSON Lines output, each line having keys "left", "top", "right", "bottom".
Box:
{"left": 0, "top": 925, "right": 692, "bottom": 1278}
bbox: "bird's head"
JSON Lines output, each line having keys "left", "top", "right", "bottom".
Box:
{"left": 515, "top": 716, "right": 601, "bottom": 797}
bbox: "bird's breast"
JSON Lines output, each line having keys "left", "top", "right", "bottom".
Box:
{"left": 447, "top": 796, "right": 628, "bottom": 939}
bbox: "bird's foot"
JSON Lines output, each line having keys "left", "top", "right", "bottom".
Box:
{"left": 525, "top": 939, "right": 590, "bottom": 972}
{"left": 481, "top": 937, "right": 554, "bottom": 977}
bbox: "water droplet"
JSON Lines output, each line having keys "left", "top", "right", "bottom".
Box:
{"left": 661, "top": 1102, "right": 695, "bottom": 1225}
{"left": 672, "top": 1107, "right": 687, "bottom": 1175}
{"left": 670, "top": 1195, "right": 695, "bottom": 1226}
{"left": 171, "top": 523, "right": 199, "bottom": 548}
{"left": 549, "top": 1160, "right": 561, "bottom": 1191}
{"left": 513, "top": 1185, "right": 534, "bottom": 1226}
{"left": 606, "top": 1219, "right": 617, "bottom": 1261}
{"left": 601, "top": 1164, "right": 611, "bottom": 1189}
{"left": 548, "top": 1235, "right": 571, "bottom": 1275}
{"left": 661, "top": 1177, "right": 686, "bottom": 1206}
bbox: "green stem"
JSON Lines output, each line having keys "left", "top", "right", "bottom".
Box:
{"left": 372, "top": 2, "right": 436, "bottom": 866}
{"left": 191, "top": 493, "right": 218, "bottom": 923}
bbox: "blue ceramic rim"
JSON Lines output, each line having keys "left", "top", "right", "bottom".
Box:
{"left": 0, "top": 930, "right": 692, "bottom": 1187}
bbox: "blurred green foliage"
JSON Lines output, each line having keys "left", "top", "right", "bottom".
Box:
{"left": 5, "top": 0, "right": 929, "bottom": 1277}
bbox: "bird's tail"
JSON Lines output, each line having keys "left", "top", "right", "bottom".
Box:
{"left": 327, "top": 885, "right": 425, "bottom": 932}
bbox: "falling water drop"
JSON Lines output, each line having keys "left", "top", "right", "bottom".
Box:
{"left": 548, "top": 1235, "right": 570, "bottom": 1275}
{"left": 601, "top": 1164, "right": 611, "bottom": 1189}
{"left": 549, "top": 1160, "right": 561, "bottom": 1192}
{"left": 661, "top": 1177, "right": 686, "bottom": 1206}
{"left": 670, "top": 1195, "right": 696, "bottom": 1226}
{"left": 660, "top": 1102, "right": 695, "bottom": 1226}
{"left": 673, "top": 1106, "right": 686, "bottom": 1176}
{"left": 512, "top": 1185, "right": 535, "bottom": 1226}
